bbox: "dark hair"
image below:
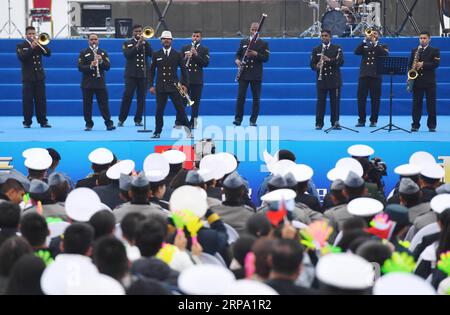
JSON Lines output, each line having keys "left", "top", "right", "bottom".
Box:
{"left": 252, "top": 238, "right": 274, "bottom": 280}
{"left": 20, "top": 213, "right": 49, "bottom": 247}
{"left": 0, "top": 202, "right": 21, "bottom": 229}
{"left": 270, "top": 239, "right": 304, "bottom": 276}
{"left": 223, "top": 186, "right": 244, "bottom": 203}
{"left": 126, "top": 278, "right": 171, "bottom": 295}
{"left": 356, "top": 158, "right": 371, "bottom": 177}
{"left": 149, "top": 180, "right": 166, "bottom": 195}
{"left": 88, "top": 33, "right": 98, "bottom": 39}
{"left": 356, "top": 240, "right": 392, "bottom": 268}
{"left": 331, "top": 189, "right": 347, "bottom": 206}
{"left": 342, "top": 217, "right": 367, "bottom": 233}
{"left": 96, "top": 170, "right": 111, "bottom": 186}
{"left": 27, "top": 169, "right": 46, "bottom": 180}
{"left": 63, "top": 223, "right": 94, "bottom": 255}
{"left": 169, "top": 169, "right": 189, "bottom": 189}
{"left": 50, "top": 181, "right": 70, "bottom": 202}
{"left": 420, "top": 31, "right": 431, "bottom": 37}
{"left": 437, "top": 208, "right": 450, "bottom": 257}
{"left": 345, "top": 184, "right": 366, "bottom": 199}
{"left": 193, "top": 30, "right": 202, "bottom": 35}
{"left": 92, "top": 163, "right": 110, "bottom": 174}
{"left": 132, "top": 24, "right": 143, "bottom": 30}
{"left": 246, "top": 213, "right": 271, "bottom": 237}
{"left": 25, "top": 26, "right": 36, "bottom": 33}
{"left": 135, "top": 218, "right": 166, "bottom": 257}
{"left": 121, "top": 212, "right": 146, "bottom": 242}
{"left": 1, "top": 178, "right": 25, "bottom": 194}
{"left": 232, "top": 234, "right": 257, "bottom": 266}
{"left": 89, "top": 210, "right": 116, "bottom": 240}
{"left": 131, "top": 185, "right": 150, "bottom": 204}
{"left": 46, "top": 148, "right": 61, "bottom": 162}
{"left": 421, "top": 175, "right": 440, "bottom": 186}
{"left": 321, "top": 29, "right": 331, "bottom": 35}
{"left": 337, "top": 229, "right": 371, "bottom": 252}
{"left": 93, "top": 236, "right": 128, "bottom": 281}
{"left": 29, "top": 190, "right": 53, "bottom": 205}
{"left": 296, "top": 181, "right": 309, "bottom": 194}
{"left": 348, "top": 236, "right": 373, "bottom": 253}
{"left": 5, "top": 254, "right": 45, "bottom": 295}
{"left": 400, "top": 190, "right": 422, "bottom": 207}
{"left": 278, "top": 150, "right": 296, "bottom": 162}
{"left": 0, "top": 237, "right": 33, "bottom": 276}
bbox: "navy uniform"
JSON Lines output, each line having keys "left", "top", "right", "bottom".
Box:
{"left": 16, "top": 40, "right": 51, "bottom": 127}
{"left": 149, "top": 45, "right": 191, "bottom": 137}
{"left": 409, "top": 45, "right": 440, "bottom": 131}
{"left": 355, "top": 38, "right": 389, "bottom": 126}
{"left": 310, "top": 43, "right": 344, "bottom": 128}
{"left": 77, "top": 47, "right": 115, "bottom": 130}
{"left": 178, "top": 42, "right": 210, "bottom": 128}
{"left": 118, "top": 38, "right": 153, "bottom": 125}
{"left": 234, "top": 37, "right": 270, "bottom": 126}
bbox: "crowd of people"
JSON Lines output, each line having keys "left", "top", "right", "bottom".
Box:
{"left": 0, "top": 144, "right": 449, "bottom": 295}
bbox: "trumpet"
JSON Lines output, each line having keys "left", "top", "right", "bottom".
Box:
{"left": 185, "top": 40, "right": 197, "bottom": 68}
{"left": 142, "top": 26, "right": 155, "bottom": 39}
{"left": 365, "top": 28, "right": 373, "bottom": 37}
{"left": 174, "top": 82, "right": 194, "bottom": 106}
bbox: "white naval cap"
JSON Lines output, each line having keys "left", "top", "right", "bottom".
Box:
{"left": 22, "top": 147, "right": 49, "bottom": 159}
{"left": 178, "top": 265, "right": 236, "bottom": 295}
{"left": 420, "top": 163, "right": 445, "bottom": 179}
{"left": 394, "top": 163, "right": 422, "bottom": 176}
{"left": 430, "top": 194, "right": 450, "bottom": 214}
{"left": 316, "top": 253, "right": 375, "bottom": 290}
{"left": 290, "top": 164, "right": 314, "bottom": 183}
{"left": 160, "top": 30, "right": 173, "bottom": 39}
{"left": 199, "top": 154, "right": 226, "bottom": 181}
{"left": 261, "top": 188, "right": 296, "bottom": 202}
{"left": 347, "top": 144, "right": 375, "bottom": 158}
{"left": 66, "top": 273, "right": 125, "bottom": 295}
{"left": 409, "top": 151, "right": 436, "bottom": 168}
{"left": 270, "top": 159, "right": 297, "bottom": 176}
{"left": 65, "top": 188, "right": 111, "bottom": 222}
{"left": 143, "top": 153, "right": 170, "bottom": 182}
{"left": 216, "top": 152, "right": 238, "bottom": 175}
{"left": 347, "top": 197, "right": 384, "bottom": 217}
{"left": 24, "top": 151, "right": 53, "bottom": 171}
{"left": 327, "top": 157, "right": 363, "bottom": 181}
{"left": 373, "top": 273, "right": 436, "bottom": 295}
{"left": 222, "top": 279, "right": 278, "bottom": 295}
{"left": 88, "top": 148, "right": 114, "bottom": 165}
{"left": 162, "top": 149, "right": 186, "bottom": 164}
{"left": 169, "top": 185, "right": 208, "bottom": 218}
{"left": 106, "top": 159, "right": 135, "bottom": 180}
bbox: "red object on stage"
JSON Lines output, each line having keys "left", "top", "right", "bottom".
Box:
{"left": 154, "top": 145, "right": 195, "bottom": 170}
{"left": 31, "top": 0, "right": 52, "bottom": 22}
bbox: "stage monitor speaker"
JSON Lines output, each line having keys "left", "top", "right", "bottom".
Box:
{"left": 81, "top": 3, "right": 112, "bottom": 27}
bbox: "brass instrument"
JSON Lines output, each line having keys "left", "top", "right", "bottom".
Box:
{"left": 92, "top": 45, "right": 101, "bottom": 78}
{"left": 318, "top": 45, "right": 326, "bottom": 81}
{"left": 365, "top": 28, "right": 373, "bottom": 37}
{"left": 142, "top": 26, "right": 155, "bottom": 39}
{"left": 185, "top": 40, "right": 197, "bottom": 68}
{"left": 27, "top": 32, "right": 50, "bottom": 53}
{"left": 174, "top": 82, "right": 194, "bottom": 106}
{"left": 407, "top": 46, "right": 422, "bottom": 92}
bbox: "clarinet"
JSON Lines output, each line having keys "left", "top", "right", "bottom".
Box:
{"left": 317, "top": 45, "right": 326, "bottom": 81}
{"left": 185, "top": 41, "right": 196, "bottom": 68}
{"left": 92, "top": 45, "right": 101, "bottom": 78}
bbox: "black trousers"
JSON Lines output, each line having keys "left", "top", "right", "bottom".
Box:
{"left": 176, "top": 83, "right": 203, "bottom": 126}
{"left": 22, "top": 80, "right": 48, "bottom": 125}
{"left": 412, "top": 86, "right": 437, "bottom": 129}
{"left": 118, "top": 77, "right": 147, "bottom": 123}
{"left": 235, "top": 79, "right": 261, "bottom": 124}
{"left": 316, "top": 87, "right": 340, "bottom": 126}
{"left": 155, "top": 91, "right": 189, "bottom": 134}
{"left": 82, "top": 88, "right": 113, "bottom": 127}
{"left": 357, "top": 77, "right": 382, "bottom": 124}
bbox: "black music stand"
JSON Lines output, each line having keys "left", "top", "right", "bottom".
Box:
{"left": 137, "top": 98, "right": 153, "bottom": 133}
{"left": 371, "top": 56, "right": 411, "bottom": 134}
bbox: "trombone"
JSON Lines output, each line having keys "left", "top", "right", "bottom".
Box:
{"left": 139, "top": 27, "right": 154, "bottom": 78}
{"left": 26, "top": 32, "right": 50, "bottom": 53}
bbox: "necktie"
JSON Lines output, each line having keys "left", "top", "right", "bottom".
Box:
{"left": 165, "top": 50, "right": 169, "bottom": 57}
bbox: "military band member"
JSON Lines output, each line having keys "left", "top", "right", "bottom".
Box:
{"left": 178, "top": 30, "right": 210, "bottom": 129}
{"left": 148, "top": 31, "right": 192, "bottom": 139}
{"left": 233, "top": 22, "right": 270, "bottom": 127}
{"left": 310, "top": 30, "right": 344, "bottom": 130}
{"left": 355, "top": 28, "right": 388, "bottom": 128}
{"left": 118, "top": 25, "right": 153, "bottom": 127}
{"left": 409, "top": 31, "right": 440, "bottom": 132}
{"left": 16, "top": 26, "right": 51, "bottom": 128}
{"left": 77, "top": 34, "right": 115, "bottom": 131}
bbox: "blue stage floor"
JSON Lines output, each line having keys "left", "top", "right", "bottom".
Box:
{"left": 1, "top": 115, "right": 449, "bottom": 142}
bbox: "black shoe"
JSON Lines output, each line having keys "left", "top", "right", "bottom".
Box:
{"left": 429, "top": 128, "right": 436, "bottom": 132}
{"left": 370, "top": 122, "right": 377, "bottom": 128}
{"left": 233, "top": 121, "right": 241, "bottom": 126}
{"left": 151, "top": 133, "right": 160, "bottom": 139}
{"left": 411, "top": 127, "right": 419, "bottom": 132}
{"left": 107, "top": 125, "right": 116, "bottom": 131}
{"left": 250, "top": 122, "right": 257, "bottom": 127}
{"left": 315, "top": 125, "right": 323, "bottom": 130}
{"left": 173, "top": 125, "right": 182, "bottom": 129}
{"left": 333, "top": 124, "right": 342, "bottom": 130}
{"left": 135, "top": 122, "right": 143, "bottom": 127}
{"left": 355, "top": 122, "right": 365, "bottom": 127}
{"left": 84, "top": 126, "right": 93, "bottom": 131}
{"left": 23, "top": 124, "right": 31, "bottom": 128}
{"left": 40, "top": 123, "right": 52, "bottom": 128}
{"left": 118, "top": 121, "right": 124, "bottom": 127}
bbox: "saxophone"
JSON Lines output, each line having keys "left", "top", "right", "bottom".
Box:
{"left": 407, "top": 46, "right": 422, "bottom": 93}
{"left": 318, "top": 45, "right": 326, "bottom": 81}
{"left": 92, "top": 45, "right": 101, "bottom": 78}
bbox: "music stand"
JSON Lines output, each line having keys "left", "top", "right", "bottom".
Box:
{"left": 137, "top": 97, "right": 153, "bottom": 133}
{"left": 371, "top": 56, "right": 411, "bottom": 134}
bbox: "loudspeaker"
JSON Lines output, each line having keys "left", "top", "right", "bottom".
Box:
{"left": 81, "top": 3, "right": 112, "bottom": 27}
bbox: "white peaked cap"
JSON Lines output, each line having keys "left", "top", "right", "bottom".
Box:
{"left": 178, "top": 265, "right": 236, "bottom": 295}
{"left": 347, "top": 197, "right": 384, "bottom": 217}
{"left": 216, "top": 152, "right": 238, "bottom": 175}
{"left": 169, "top": 185, "right": 208, "bottom": 218}
{"left": 347, "top": 144, "right": 375, "bottom": 157}
{"left": 373, "top": 273, "right": 436, "bottom": 295}
{"left": 409, "top": 151, "right": 436, "bottom": 168}
{"left": 162, "top": 149, "right": 186, "bottom": 164}
{"left": 106, "top": 160, "right": 135, "bottom": 180}
{"left": 88, "top": 148, "right": 114, "bottom": 165}
{"left": 143, "top": 153, "right": 170, "bottom": 182}
{"left": 223, "top": 280, "right": 278, "bottom": 295}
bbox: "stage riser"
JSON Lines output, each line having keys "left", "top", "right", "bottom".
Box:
{"left": 0, "top": 99, "right": 446, "bottom": 116}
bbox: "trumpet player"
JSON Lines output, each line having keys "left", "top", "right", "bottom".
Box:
{"left": 16, "top": 26, "right": 51, "bottom": 128}
{"left": 410, "top": 31, "right": 440, "bottom": 132}
{"left": 149, "top": 31, "right": 192, "bottom": 139}
{"left": 355, "top": 27, "right": 389, "bottom": 128}
{"left": 310, "top": 30, "right": 344, "bottom": 130}
{"left": 78, "top": 34, "right": 115, "bottom": 131}
{"left": 118, "top": 25, "right": 153, "bottom": 127}
{"left": 178, "top": 30, "right": 210, "bottom": 129}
